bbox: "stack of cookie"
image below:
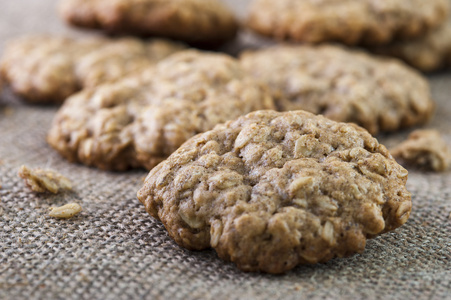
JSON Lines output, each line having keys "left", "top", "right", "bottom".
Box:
{"left": 2, "top": 0, "right": 450, "bottom": 274}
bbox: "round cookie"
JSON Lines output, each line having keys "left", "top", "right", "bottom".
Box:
{"left": 0, "top": 36, "right": 185, "bottom": 104}
{"left": 240, "top": 45, "right": 435, "bottom": 135}
{"left": 137, "top": 110, "right": 412, "bottom": 274}
{"left": 47, "top": 50, "right": 275, "bottom": 171}
{"left": 246, "top": 0, "right": 450, "bottom": 45}
{"left": 370, "top": 21, "right": 451, "bottom": 72}
{"left": 59, "top": 0, "right": 239, "bottom": 45}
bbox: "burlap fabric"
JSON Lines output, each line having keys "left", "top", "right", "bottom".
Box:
{"left": 0, "top": 1, "right": 450, "bottom": 299}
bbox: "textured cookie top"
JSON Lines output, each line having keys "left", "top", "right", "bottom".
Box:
{"left": 47, "top": 50, "right": 275, "bottom": 171}
{"left": 371, "top": 21, "right": 451, "bottom": 72}
{"left": 0, "top": 36, "right": 185, "bottom": 103}
{"left": 137, "top": 110, "right": 412, "bottom": 274}
{"left": 247, "top": 0, "right": 449, "bottom": 45}
{"left": 59, "top": 0, "right": 238, "bottom": 45}
{"left": 240, "top": 45, "right": 435, "bottom": 135}
{"left": 391, "top": 129, "right": 451, "bottom": 172}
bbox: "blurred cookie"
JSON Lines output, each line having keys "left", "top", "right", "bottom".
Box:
{"left": 371, "top": 22, "right": 451, "bottom": 72}
{"left": 247, "top": 0, "right": 449, "bottom": 45}
{"left": 240, "top": 45, "right": 435, "bottom": 135}
{"left": 137, "top": 110, "right": 412, "bottom": 274}
{"left": 59, "top": 0, "right": 238, "bottom": 45}
{"left": 391, "top": 129, "right": 451, "bottom": 172}
{"left": 47, "top": 50, "right": 275, "bottom": 170}
{"left": 0, "top": 36, "right": 185, "bottom": 103}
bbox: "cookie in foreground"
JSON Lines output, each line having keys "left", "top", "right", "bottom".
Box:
{"left": 47, "top": 50, "right": 274, "bottom": 171}
{"left": 0, "top": 36, "right": 185, "bottom": 104}
{"left": 137, "top": 110, "right": 412, "bottom": 274}
{"left": 240, "top": 45, "right": 435, "bottom": 135}
{"left": 59, "top": 0, "right": 238, "bottom": 46}
{"left": 246, "top": 0, "right": 449, "bottom": 45}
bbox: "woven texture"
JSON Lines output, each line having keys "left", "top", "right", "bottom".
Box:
{"left": 0, "top": 1, "right": 450, "bottom": 299}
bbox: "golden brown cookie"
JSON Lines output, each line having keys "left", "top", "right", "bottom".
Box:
{"left": 370, "top": 21, "right": 451, "bottom": 72}
{"left": 240, "top": 45, "right": 435, "bottom": 135}
{"left": 391, "top": 129, "right": 451, "bottom": 172}
{"left": 47, "top": 50, "right": 275, "bottom": 171}
{"left": 0, "top": 36, "right": 185, "bottom": 104}
{"left": 59, "top": 0, "right": 239, "bottom": 45}
{"left": 246, "top": 0, "right": 449, "bottom": 45}
{"left": 137, "top": 110, "right": 412, "bottom": 274}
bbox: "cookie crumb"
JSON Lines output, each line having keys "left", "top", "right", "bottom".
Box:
{"left": 390, "top": 130, "right": 451, "bottom": 172}
{"left": 49, "top": 203, "right": 82, "bottom": 219}
{"left": 18, "top": 165, "right": 72, "bottom": 193}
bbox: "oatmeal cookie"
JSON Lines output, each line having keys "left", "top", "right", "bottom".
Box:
{"left": 47, "top": 50, "right": 275, "bottom": 171}
{"left": 246, "top": 0, "right": 449, "bottom": 45}
{"left": 137, "top": 110, "right": 412, "bottom": 274}
{"left": 0, "top": 36, "right": 185, "bottom": 103}
{"left": 59, "top": 0, "right": 238, "bottom": 45}
{"left": 240, "top": 45, "right": 435, "bottom": 135}
{"left": 391, "top": 129, "right": 451, "bottom": 172}
{"left": 370, "top": 21, "right": 451, "bottom": 72}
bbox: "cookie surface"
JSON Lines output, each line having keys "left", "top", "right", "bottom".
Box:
{"left": 391, "top": 129, "right": 451, "bottom": 172}
{"left": 247, "top": 0, "right": 449, "bottom": 45}
{"left": 240, "top": 45, "right": 435, "bottom": 135}
{"left": 47, "top": 50, "right": 275, "bottom": 170}
{"left": 59, "top": 0, "right": 238, "bottom": 45}
{"left": 371, "top": 21, "right": 451, "bottom": 72}
{"left": 0, "top": 36, "right": 185, "bottom": 103}
{"left": 137, "top": 110, "right": 412, "bottom": 274}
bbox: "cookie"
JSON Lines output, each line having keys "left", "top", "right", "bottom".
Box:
{"left": 246, "top": 0, "right": 449, "bottom": 45}
{"left": 47, "top": 50, "right": 275, "bottom": 171}
{"left": 391, "top": 129, "right": 451, "bottom": 172}
{"left": 370, "top": 21, "right": 451, "bottom": 72}
{"left": 240, "top": 45, "right": 435, "bottom": 135}
{"left": 59, "top": 0, "right": 239, "bottom": 45}
{"left": 137, "top": 110, "right": 412, "bottom": 274}
{"left": 0, "top": 36, "right": 185, "bottom": 103}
